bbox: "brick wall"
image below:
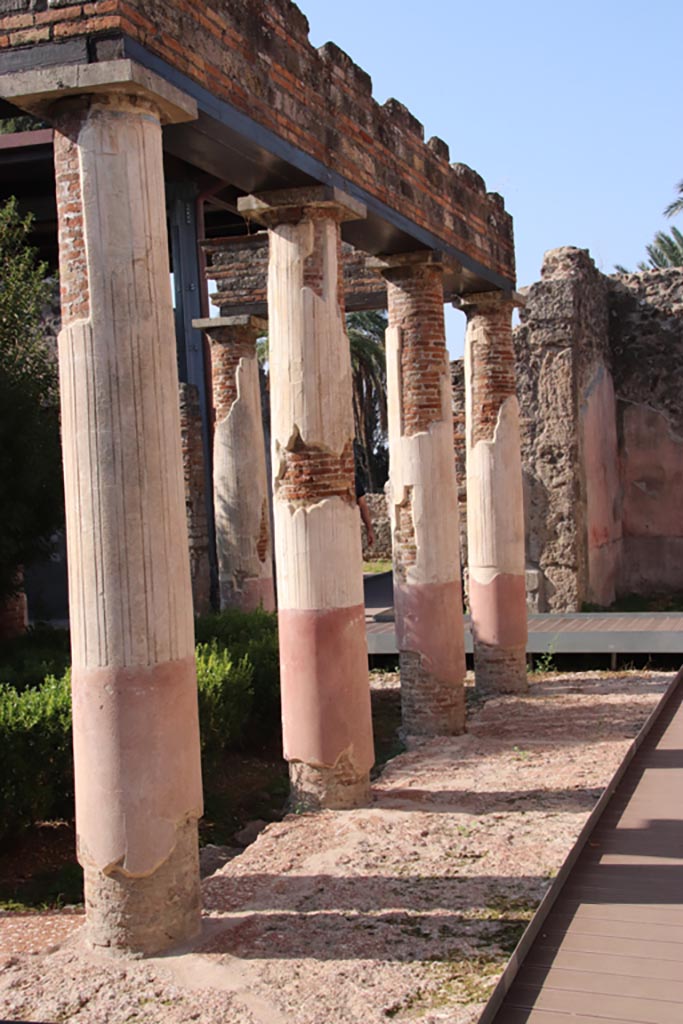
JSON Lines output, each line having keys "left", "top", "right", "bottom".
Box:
{"left": 385, "top": 263, "right": 449, "bottom": 436}
{"left": 178, "top": 382, "right": 211, "bottom": 615}
{"left": 203, "top": 232, "right": 386, "bottom": 314}
{"left": 52, "top": 100, "right": 90, "bottom": 324}
{"left": 450, "top": 359, "right": 468, "bottom": 584}
{"left": 209, "top": 328, "right": 253, "bottom": 422}
{"left": 466, "top": 298, "right": 517, "bottom": 448}
{"left": 0, "top": 586, "right": 27, "bottom": 640}
{"left": 0, "top": 0, "right": 514, "bottom": 283}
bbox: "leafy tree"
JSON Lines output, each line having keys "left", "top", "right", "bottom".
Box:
{"left": 347, "top": 310, "right": 388, "bottom": 492}
{"left": 0, "top": 197, "right": 63, "bottom": 603}
{"left": 0, "top": 113, "right": 47, "bottom": 135}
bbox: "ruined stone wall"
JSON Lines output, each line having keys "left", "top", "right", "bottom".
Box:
{"left": 178, "top": 382, "right": 211, "bottom": 615}
{"left": 516, "top": 248, "right": 618, "bottom": 610}
{"left": 361, "top": 492, "right": 391, "bottom": 562}
{"left": 513, "top": 250, "right": 683, "bottom": 610}
{"left": 0, "top": 0, "right": 514, "bottom": 283}
{"left": 608, "top": 269, "right": 683, "bottom": 596}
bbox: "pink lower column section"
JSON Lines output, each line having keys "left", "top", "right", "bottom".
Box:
{"left": 394, "top": 579, "right": 466, "bottom": 734}
{"left": 71, "top": 656, "right": 203, "bottom": 874}
{"left": 469, "top": 573, "right": 528, "bottom": 693}
{"left": 71, "top": 655, "right": 203, "bottom": 951}
{"left": 240, "top": 577, "right": 276, "bottom": 613}
{"left": 279, "top": 604, "right": 374, "bottom": 807}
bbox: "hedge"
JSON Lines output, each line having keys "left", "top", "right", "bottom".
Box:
{"left": 0, "top": 610, "right": 281, "bottom": 842}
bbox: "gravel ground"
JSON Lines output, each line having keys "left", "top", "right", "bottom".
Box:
{"left": 0, "top": 670, "right": 672, "bottom": 1024}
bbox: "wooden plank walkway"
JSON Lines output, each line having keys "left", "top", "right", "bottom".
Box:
{"left": 480, "top": 669, "right": 683, "bottom": 1024}
{"left": 364, "top": 573, "right": 683, "bottom": 655}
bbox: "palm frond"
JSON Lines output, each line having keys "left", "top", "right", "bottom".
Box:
{"left": 664, "top": 179, "right": 683, "bottom": 219}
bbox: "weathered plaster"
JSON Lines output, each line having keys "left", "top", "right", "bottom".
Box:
{"left": 257, "top": 191, "right": 374, "bottom": 806}
{"left": 465, "top": 395, "right": 526, "bottom": 586}
{"left": 54, "top": 89, "right": 202, "bottom": 951}
{"left": 213, "top": 342, "right": 274, "bottom": 612}
{"left": 463, "top": 293, "right": 527, "bottom": 692}
{"left": 384, "top": 267, "right": 466, "bottom": 735}
{"left": 620, "top": 402, "right": 683, "bottom": 594}
{"left": 581, "top": 366, "right": 622, "bottom": 607}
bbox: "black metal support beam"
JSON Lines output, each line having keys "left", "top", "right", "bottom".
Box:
{"left": 167, "top": 181, "right": 218, "bottom": 607}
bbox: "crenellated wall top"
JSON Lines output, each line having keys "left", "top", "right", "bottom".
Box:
{"left": 0, "top": 0, "right": 516, "bottom": 285}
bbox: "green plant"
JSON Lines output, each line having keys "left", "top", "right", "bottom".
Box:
{"left": 0, "top": 670, "right": 73, "bottom": 841}
{"left": 195, "top": 640, "right": 254, "bottom": 762}
{"left": 533, "top": 643, "right": 556, "bottom": 674}
{"left": 195, "top": 608, "right": 280, "bottom": 731}
{"left": 0, "top": 198, "right": 63, "bottom": 603}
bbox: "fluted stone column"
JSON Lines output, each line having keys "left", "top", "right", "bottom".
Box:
{"left": 238, "top": 187, "right": 374, "bottom": 809}
{"left": 31, "top": 72, "right": 203, "bottom": 954}
{"left": 380, "top": 254, "right": 466, "bottom": 735}
{"left": 461, "top": 291, "right": 528, "bottom": 693}
{"left": 194, "top": 315, "right": 275, "bottom": 612}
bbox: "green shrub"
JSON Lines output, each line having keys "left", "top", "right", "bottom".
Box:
{"left": 0, "top": 610, "right": 281, "bottom": 842}
{"left": 195, "top": 608, "right": 280, "bottom": 731}
{"left": 0, "top": 670, "right": 73, "bottom": 841}
{"left": 196, "top": 641, "right": 254, "bottom": 765}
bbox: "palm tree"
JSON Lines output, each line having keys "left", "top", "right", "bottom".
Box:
{"left": 346, "top": 311, "right": 388, "bottom": 492}
{"left": 254, "top": 311, "right": 389, "bottom": 491}
{"left": 616, "top": 180, "right": 683, "bottom": 272}
{"left": 638, "top": 226, "right": 683, "bottom": 270}
{"left": 664, "top": 179, "right": 683, "bottom": 219}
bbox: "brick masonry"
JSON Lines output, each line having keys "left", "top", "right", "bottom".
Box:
{"left": 178, "top": 382, "right": 211, "bottom": 615}
{"left": 464, "top": 294, "right": 517, "bottom": 448}
{"left": 385, "top": 263, "right": 450, "bottom": 437}
{"left": 450, "top": 359, "right": 468, "bottom": 592}
{"left": 52, "top": 100, "right": 90, "bottom": 324}
{"left": 0, "top": 0, "right": 515, "bottom": 284}
{"left": 209, "top": 328, "right": 253, "bottom": 422}
{"left": 0, "top": 581, "right": 28, "bottom": 640}
{"left": 278, "top": 432, "right": 355, "bottom": 509}
{"left": 203, "top": 232, "right": 386, "bottom": 314}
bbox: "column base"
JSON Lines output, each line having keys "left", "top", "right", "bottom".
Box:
{"left": 399, "top": 651, "right": 466, "bottom": 736}
{"left": 473, "top": 641, "right": 528, "bottom": 695}
{"left": 83, "top": 818, "right": 201, "bottom": 956}
{"left": 288, "top": 758, "right": 370, "bottom": 812}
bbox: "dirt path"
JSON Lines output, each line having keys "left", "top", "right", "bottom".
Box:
{"left": 0, "top": 670, "right": 671, "bottom": 1023}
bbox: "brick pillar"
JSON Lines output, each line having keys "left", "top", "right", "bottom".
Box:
{"left": 0, "top": 569, "right": 28, "bottom": 640}
{"left": 381, "top": 254, "right": 466, "bottom": 735}
{"left": 238, "top": 187, "right": 374, "bottom": 809}
{"left": 194, "top": 315, "right": 275, "bottom": 612}
{"left": 461, "top": 291, "right": 527, "bottom": 693}
{"left": 178, "top": 382, "right": 212, "bottom": 616}
{"left": 51, "top": 85, "right": 203, "bottom": 953}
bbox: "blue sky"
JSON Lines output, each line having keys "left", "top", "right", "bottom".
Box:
{"left": 300, "top": 0, "right": 682, "bottom": 354}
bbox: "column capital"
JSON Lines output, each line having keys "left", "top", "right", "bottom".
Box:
{"left": 368, "top": 249, "right": 443, "bottom": 280}
{"left": 454, "top": 289, "right": 525, "bottom": 315}
{"left": 193, "top": 315, "right": 267, "bottom": 340}
{"left": 238, "top": 185, "right": 366, "bottom": 227}
{"left": 0, "top": 59, "right": 197, "bottom": 124}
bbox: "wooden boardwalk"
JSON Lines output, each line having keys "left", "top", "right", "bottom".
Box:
{"left": 364, "top": 573, "right": 683, "bottom": 656}
{"left": 480, "top": 669, "right": 683, "bottom": 1024}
